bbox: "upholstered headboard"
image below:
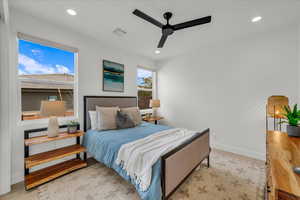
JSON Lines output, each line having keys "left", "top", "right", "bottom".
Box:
{"left": 83, "top": 96, "right": 137, "bottom": 131}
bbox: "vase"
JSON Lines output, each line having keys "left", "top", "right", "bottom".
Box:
{"left": 67, "top": 126, "right": 78, "bottom": 134}
{"left": 287, "top": 125, "right": 300, "bottom": 137}
{"left": 47, "top": 116, "right": 59, "bottom": 137}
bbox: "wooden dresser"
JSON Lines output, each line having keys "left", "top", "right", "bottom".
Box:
{"left": 266, "top": 131, "right": 300, "bottom": 200}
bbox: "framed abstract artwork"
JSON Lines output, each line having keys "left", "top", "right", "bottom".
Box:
{"left": 102, "top": 60, "right": 124, "bottom": 92}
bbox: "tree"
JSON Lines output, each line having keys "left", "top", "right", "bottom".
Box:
{"left": 142, "top": 77, "right": 152, "bottom": 89}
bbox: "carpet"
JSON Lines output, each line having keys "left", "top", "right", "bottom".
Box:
{"left": 38, "top": 149, "right": 265, "bottom": 200}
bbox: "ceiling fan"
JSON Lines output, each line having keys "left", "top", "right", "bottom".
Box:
{"left": 133, "top": 9, "right": 212, "bottom": 48}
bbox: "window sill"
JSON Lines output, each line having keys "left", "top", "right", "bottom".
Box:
{"left": 140, "top": 109, "right": 153, "bottom": 115}
{"left": 18, "top": 115, "right": 79, "bottom": 127}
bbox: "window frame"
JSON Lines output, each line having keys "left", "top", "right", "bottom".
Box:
{"left": 137, "top": 66, "right": 157, "bottom": 113}
{"left": 16, "top": 33, "right": 79, "bottom": 124}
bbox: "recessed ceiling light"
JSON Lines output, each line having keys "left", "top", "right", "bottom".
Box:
{"left": 155, "top": 50, "right": 160, "bottom": 54}
{"left": 66, "top": 9, "right": 77, "bottom": 16}
{"left": 251, "top": 16, "right": 262, "bottom": 23}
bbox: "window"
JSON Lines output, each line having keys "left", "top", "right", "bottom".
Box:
{"left": 137, "top": 68, "right": 154, "bottom": 110}
{"left": 18, "top": 35, "right": 77, "bottom": 121}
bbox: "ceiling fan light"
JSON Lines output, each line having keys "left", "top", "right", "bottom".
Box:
{"left": 155, "top": 50, "right": 160, "bottom": 54}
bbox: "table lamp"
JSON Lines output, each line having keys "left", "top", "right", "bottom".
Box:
{"left": 40, "top": 100, "right": 66, "bottom": 137}
{"left": 267, "top": 96, "right": 289, "bottom": 118}
{"left": 266, "top": 95, "right": 289, "bottom": 131}
{"left": 150, "top": 99, "right": 160, "bottom": 117}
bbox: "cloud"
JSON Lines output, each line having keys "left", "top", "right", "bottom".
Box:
{"left": 19, "top": 54, "right": 71, "bottom": 75}
{"left": 138, "top": 68, "right": 152, "bottom": 78}
{"left": 18, "top": 69, "right": 28, "bottom": 75}
{"left": 31, "top": 49, "right": 42, "bottom": 55}
{"left": 19, "top": 54, "right": 55, "bottom": 74}
{"left": 55, "top": 65, "right": 71, "bottom": 74}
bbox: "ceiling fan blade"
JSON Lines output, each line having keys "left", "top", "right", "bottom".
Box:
{"left": 157, "top": 34, "right": 168, "bottom": 48}
{"left": 173, "top": 16, "right": 211, "bottom": 31}
{"left": 133, "top": 9, "right": 164, "bottom": 28}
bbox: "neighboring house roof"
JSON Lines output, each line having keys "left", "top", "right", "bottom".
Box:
{"left": 19, "top": 74, "right": 74, "bottom": 89}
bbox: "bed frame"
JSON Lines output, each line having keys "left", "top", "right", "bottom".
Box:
{"left": 83, "top": 96, "right": 210, "bottom": 200}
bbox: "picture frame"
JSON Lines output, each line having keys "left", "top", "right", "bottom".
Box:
{"left": 102, "top": 60, "right": 124, "bottom": 92}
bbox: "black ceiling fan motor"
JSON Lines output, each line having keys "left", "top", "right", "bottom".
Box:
{"left": 162, "top": 12, "right": 174, "bottom": 35}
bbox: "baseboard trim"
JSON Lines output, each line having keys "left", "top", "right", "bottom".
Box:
{"left": 213, "top": 142, "right": 265, "bottom": 161}
{"left": 12, "top": 172, "right": 24, "bottom": 185}
{"left": 0, "top": 186, "right": 11, "bottom": 196}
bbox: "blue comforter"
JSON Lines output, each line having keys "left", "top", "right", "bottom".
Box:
{"left": 83, "top": 122, "right": 171, "bottom": 200}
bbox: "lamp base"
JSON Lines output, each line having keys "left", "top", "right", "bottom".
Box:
{"left": 47, "top": 116, "right": 59, "bottom": 137}
{"left": 152, "top": 108, "right": 158, "bottom": 118}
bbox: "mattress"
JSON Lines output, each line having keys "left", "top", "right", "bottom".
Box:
{"left": 83, "top": 122, "right": 172, "bottom": 200}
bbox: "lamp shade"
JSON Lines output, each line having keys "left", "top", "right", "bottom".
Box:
{"left": 150, "top": 99, "right": 160, "bottom": 108}
{"left": 267, "top": 96, "right": 289, "bottom": 117}
{"left": 40, "top": 101, "right": 66, "bottom": 117}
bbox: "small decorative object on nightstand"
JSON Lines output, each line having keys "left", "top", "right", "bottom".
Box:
{"left": 143, "top": 116, "right": 164, "bottom": 125}
{"left": 40, "top": 100, "right": 66, "bottom": 137}
{"left": 67, "top": 120, "right": 80, "bottom": 134}
{"left": 24, "top": 125, "right": 87, "bottom": 190}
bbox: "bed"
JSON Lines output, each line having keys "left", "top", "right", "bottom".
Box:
{"left": 83, "top": 96, "right": 210, "bottom": 200}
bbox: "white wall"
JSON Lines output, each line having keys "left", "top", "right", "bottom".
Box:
{"left": 158, "top": 26, "right": 299, "bottom": 160}
{"left": 0, "top": 0, "right": 12, "bottom": 195}
{"left": 9, "top": 10, "right": 157, "bottom": 184}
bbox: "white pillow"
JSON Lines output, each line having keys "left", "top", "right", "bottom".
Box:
{"left": 88, "top": 111, "right": 98, "bottom": 130}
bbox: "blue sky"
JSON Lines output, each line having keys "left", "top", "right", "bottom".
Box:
{"left": 137, "top": 68, "right": 153, "bottom": 86}
{"left": 19, "top": 39, "right": 152, "bottom": 87}
{"left": 18, "top": 39, "right": 74, "bottom": 75}
{"left": 138, "top": 68, "right": 152, "bottom": 78}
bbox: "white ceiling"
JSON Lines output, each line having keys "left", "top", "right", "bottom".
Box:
{"left": 9, "top": 0, "right": 300, "bottom": 60}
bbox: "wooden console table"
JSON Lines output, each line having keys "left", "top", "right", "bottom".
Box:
{"left": 266, "top": 131, "right": 300, "bottom": 200}
{"left": 24, "top": 125, "right": 87, "bottom": 190}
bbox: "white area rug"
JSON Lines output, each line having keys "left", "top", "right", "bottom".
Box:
{"left": 36, "top": 149, "right": 265, "bottom": 200}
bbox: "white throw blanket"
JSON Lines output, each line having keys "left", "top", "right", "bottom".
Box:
{"left": 115, "top": 128, "right": 196, "bottom": 191}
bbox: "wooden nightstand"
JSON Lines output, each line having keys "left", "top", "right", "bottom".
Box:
{"left": 143, "top": 116, "right": 164, "bottom": 125}
{"left": 24, "top": 125, "right": 87, "bottom": 190}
